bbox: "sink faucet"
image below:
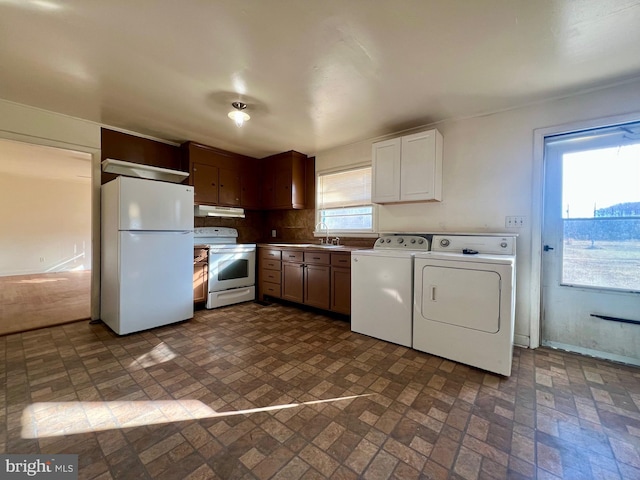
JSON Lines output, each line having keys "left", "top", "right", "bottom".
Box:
{"left": 315, "top": 221, "right": 329, "bottom": 244}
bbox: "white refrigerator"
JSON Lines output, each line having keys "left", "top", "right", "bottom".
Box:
{"left": 101, "top": 176, "right": 194, "bottom": 335}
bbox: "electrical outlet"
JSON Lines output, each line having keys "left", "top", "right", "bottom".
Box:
{"left": 505, "top": 216, "right": 525, "bottom": 228}
{"left": 271, "top": 229, "right": 277, "bottom": 237}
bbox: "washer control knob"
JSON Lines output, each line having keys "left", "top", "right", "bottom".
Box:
{"left": 440, "top": 239, "right": 450, "bottom": 247}
{"left": 500, "top": 241, "right": 508, "bottom": 248}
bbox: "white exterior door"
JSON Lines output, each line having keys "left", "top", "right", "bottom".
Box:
{"left": 541, "top": 123, "right": 640, "bottom": 366}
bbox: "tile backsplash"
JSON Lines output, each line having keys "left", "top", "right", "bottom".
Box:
{"left": 195, "top": 208, "right": 375, "bottom": 247}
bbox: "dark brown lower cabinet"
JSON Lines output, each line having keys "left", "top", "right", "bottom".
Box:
{"left": 193, "top": 262, "right": 208, "bottom": 303}
{"left": 281, "top": 261, "right": 304, "bottom": 303}
{"left": 304, "top": 264, "right": 331, "bottom": 309}
{"left": 258, "top": 246, "right": 351, "bottom": 315}
{"left": 330, "top": 267, "right": 351, "bottom": 314}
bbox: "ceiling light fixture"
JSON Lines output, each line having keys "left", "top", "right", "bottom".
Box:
{"left": 228, "top": 101, "right": 250, "bottom": 127}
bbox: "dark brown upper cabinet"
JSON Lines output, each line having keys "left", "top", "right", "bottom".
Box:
{"left": 182, "top": 142, "right": 260, "bottom": 209}
{"left": 260, "top": 151, "right": 308, "bottom": 209}
{"left": 100, "top": 129, "right": 183, "bottom": 185}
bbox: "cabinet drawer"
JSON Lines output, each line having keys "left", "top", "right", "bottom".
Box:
{"left": 331, "top": 253, "right": 351, "bottom": 267}
{"left": 282, "top": 250, "right": 304, "bottom": 262}
{"left": 262, "top": 282, "right": 281, "bottom": 297}
{"left": 260, "top": 249, "right": 281, "bottom": 260}
{"left": 262, "top": 259, "right": 281, "bottom": 271}
{"left": 304, "top": 251, "right": 330, "bottom": 265}
{"left": 260, "top": 269, "right": 281, "bottom": 284}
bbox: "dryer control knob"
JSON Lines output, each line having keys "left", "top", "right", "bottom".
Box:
{"left": 440, "top": 239, "right": 450, "bottom": 247}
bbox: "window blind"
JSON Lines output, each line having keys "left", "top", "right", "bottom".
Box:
{"left": 317, "top": 167, "right": 371, "bottom": 209}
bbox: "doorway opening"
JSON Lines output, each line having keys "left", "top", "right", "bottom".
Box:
{"left": 0, "top": 139, "right": 92, "bottom": 335}
{"left": 541, "top": 121, "right": 640, "bottom": 365}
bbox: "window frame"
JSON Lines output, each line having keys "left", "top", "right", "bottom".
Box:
{"left": 314, "top": 164, "right": 378, "bottom": 238}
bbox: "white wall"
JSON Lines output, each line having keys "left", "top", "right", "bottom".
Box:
{"left": 316, "top": 79, "right": 640, "bottom": 347}
{"left": 0, "top": 173, "right": 91, "bottom": 276}
{"left": 0, "top": 99, "right": 101, "bottom": 318}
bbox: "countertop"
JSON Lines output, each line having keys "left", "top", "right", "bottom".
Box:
{"left": 257, "top": 243, "right": 365, "bottom": 253}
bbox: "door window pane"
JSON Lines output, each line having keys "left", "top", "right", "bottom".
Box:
{"left": 562, "top": 144, "right": 640, "bottom": 291}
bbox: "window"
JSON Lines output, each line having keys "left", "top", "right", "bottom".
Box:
{"left": 316, "top": 166, "right": 374, "bottom": 235}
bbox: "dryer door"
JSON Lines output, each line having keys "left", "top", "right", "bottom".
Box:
{"left": 418, "top": 265, "right": 501, "bottom": 333}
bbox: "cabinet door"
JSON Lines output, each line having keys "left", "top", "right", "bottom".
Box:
{"left": 192, "top": 162, "right": 219, "bottom": 205}
{"left": 219, "top": 167, "right": 241, "bottom": 206}
{"left": 241, "top": 171, "right": 260, "bottom": 209}
{"left": 260, "top": 151, "right": 307, "bottom": 210}
{"left": 281, "top": 262, "right": 304, "bottom": 303}
{"left": 372, "top": 138, "right": 401, "bottom": 203}
{"left": 400, "top": 130, "right": 439, "bottom": 202}
{"left": 194, "top": 263, "right": 208, "bottom": 303}
{"left": 304, "top": 264, "right": 330, "bottom": 309}
{"left": 261, "top": 168, "right": 276, "bottom": 208}
{"left": 274, "top": 166, "right": 293, "bottom": 208}
{"left": 331, "top": 267, "right": 351, "bottom": 314}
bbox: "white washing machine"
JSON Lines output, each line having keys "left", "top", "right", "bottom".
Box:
{"left": 351, "top": 235, "right": 430, "bottom": 347}
{"left": 413, "top": 235, "right": 516, "bottom": 376}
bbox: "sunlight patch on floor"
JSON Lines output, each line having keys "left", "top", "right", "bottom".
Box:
{"left": 131, "top": 342, "right": 176, "bottom": 368}
{"left": 21, "top": 394, "right": 372, "bottom": 439}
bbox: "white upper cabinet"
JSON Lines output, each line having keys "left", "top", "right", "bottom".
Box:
{"left": 372, "top": 129, "right": 443, "bottom": 203}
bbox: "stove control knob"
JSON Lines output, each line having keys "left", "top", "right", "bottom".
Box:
{"left": 397, "top": 238, "right": 404, "bottom": 243}
{"left": 500, "top": 241, "right": 508, "bottom": 248}
{"left": 440, "top": 239, "right": 450, "bottom": 248}
{"left": 418, "top": 239, "right": 424, "bottom": 244}
{"left": 410, "top": 239, "right": 416, "bottom": 244}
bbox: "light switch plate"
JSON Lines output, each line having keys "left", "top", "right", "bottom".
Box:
{"left": 505, "top": 216, "right": 525, "bottom": 228}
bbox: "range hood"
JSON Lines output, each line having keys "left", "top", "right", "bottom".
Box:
{"left": 194, "top": 205, "right": 245, "bottom": 218}
{"left": 102, "top": 158, "right": 189, "bottom": 183}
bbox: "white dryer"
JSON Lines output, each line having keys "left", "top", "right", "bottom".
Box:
{"left": 351, "top": 235, "right": 430, "bottom": 347}
{"left": 413, "top": 235, "right": 516, "bottom": 376}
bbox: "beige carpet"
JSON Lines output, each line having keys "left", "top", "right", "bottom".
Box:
{"left": 0, "top": 270, "right": 90, "bottom": 335}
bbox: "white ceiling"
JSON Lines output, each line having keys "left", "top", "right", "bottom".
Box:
{"left": 2, "top": 0, "right": 640, "bottom": 158}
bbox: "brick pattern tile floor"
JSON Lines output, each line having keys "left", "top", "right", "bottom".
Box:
{"left": 1, "top": 302, "right": 640, "bottom": 479}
